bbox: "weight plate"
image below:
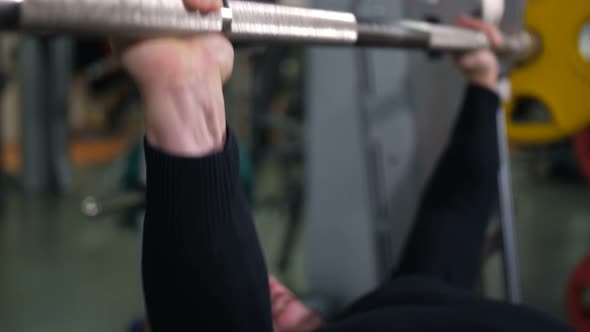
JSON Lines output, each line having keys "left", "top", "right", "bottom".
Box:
{"left": 506, "top": 0, "right": 590, "bottom": 145}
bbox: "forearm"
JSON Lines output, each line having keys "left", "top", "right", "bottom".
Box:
{"left": 395, "top": 84, "right": 502, "bottom": 287}
{"left": 419, "top": 84, "right": 500, "bottom": 210}
{"left": 142, "top": 130, "right": 273, "bottom": 331}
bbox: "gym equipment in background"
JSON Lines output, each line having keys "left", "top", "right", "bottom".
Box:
{"left": 501, "top": 1, "right": 590, "bottom": 184}
{"left": 506, "top": 0, "right": 590, "bottom": 146}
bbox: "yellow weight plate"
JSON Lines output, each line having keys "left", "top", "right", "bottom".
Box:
{"left": 506, "top": 0, "right": 590, "bottom": 145}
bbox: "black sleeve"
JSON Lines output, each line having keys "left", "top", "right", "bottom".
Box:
{"left": 395, "top": 84, "right": 501, "bottom": 289}
{"left": 418, "top": 84, "right": 501, "bottom": 211}
{"left": 141, "top": 130, "right": 273, "bottom": 331}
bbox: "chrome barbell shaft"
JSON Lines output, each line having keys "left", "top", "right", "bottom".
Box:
{"left": 0, "top": 0, "right": 533, "bottom": 54}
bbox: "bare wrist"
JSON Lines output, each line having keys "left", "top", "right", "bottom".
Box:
{"left": 141, "top": 81, "right": 227, "bottom": 157}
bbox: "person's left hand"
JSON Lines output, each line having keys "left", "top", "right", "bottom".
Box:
{"left": 454, "top": 16, "right": 503, "bottom": 91}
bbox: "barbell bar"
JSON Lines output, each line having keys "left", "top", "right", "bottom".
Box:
{"left": 0, "top": 0, "right": 538, "bottom": 60}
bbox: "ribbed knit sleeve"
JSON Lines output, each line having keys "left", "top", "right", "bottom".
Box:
{"left": 142, "top": 129, "right": 273, "bottom": 332}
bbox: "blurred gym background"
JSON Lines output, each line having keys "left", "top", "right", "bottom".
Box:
{"left": 1, "top": 0, "right": 590, "bottom": 331}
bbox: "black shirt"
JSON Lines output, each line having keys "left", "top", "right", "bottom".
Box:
{"left": 141, "top": 85, "right": 573, "bottom": 332}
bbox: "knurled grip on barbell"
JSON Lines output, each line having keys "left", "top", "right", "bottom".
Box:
{"left": 227, "top": 1, "right": 358, "bottom": 44}
{"left": 22, "top": 0, "right": 224, "bottom": 36}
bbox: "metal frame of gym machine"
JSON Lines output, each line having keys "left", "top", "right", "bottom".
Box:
{"left": 21, "top": 36, "right": 73, "bottom": 195}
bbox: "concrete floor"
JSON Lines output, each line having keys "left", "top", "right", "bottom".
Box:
{"left": 0, "top": 152, "right": 587, "bottom": 331}
{"left": 0, "top": 195, "right": 143, "bottom": 332}
{"left": 0, "top": 160, "right": 144, "bottom": 332}
{"left": 511, "top": 155, "right": 590, "bottom": 321}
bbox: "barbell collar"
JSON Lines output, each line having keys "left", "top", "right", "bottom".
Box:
{"left": 498, "top": 30, "right": 543, "bottom": 66}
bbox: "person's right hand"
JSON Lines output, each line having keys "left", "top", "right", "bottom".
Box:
{"left": 119, "top": 0, "right": 234, "bottom": 157}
